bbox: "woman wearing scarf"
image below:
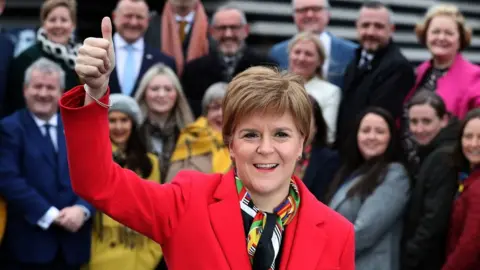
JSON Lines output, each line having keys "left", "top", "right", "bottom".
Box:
{"left": 5, "top": 0, "right": 81, "bottom": 115}
{"left": 441, "top": 108, "right": 480, "bottom": 270}
{"left": 59, "top": 17, "right": 354, "bottom": 269}
{"left": 85, "top": 94, "right": 163, "bottom": 270}
{"left": 166, "top": 82, "right": 231, "bottom": 182}
{"left": 134, "top": 63, "right": 194, "bottom": 181}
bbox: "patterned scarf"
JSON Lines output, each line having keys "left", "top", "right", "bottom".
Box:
{"left": 236, "top": 174, "right": 300, "bottom": 270}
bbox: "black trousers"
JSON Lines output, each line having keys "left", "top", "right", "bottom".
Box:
{"left": 0, "top": 249, "right": 81, "bottom": 270}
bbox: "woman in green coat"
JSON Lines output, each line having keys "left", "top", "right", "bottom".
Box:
{"left": 4, "top": 0, "right": 80, "bottom": 116}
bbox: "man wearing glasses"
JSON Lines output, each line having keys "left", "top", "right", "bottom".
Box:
{"left": 269, "top": 0, "right": 356, "bottom": 89}
{"left": 181, "top": 5, "right": 276, "bottom": 117}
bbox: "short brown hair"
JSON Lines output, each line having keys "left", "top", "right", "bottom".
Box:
{"left": 288, "top": 31, "right": 326, "bottom": 79}
{"left": 415, "top": 4, "right": 471, "bottom": 51}
{"left": 40, "top": 0, "right": 77, "bottom": 25}
{"left": 222, "top": 66, "right": 312, "bottom": 146}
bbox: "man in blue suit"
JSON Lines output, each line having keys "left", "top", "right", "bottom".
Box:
{"left": 110, "top": 0, "right": 176, "bottom": 96}
{"left": 269, "top": 0, "right": 357, "bottom": 89}
{"left": 0, "top": 58, "right": 94, "bottom": 269}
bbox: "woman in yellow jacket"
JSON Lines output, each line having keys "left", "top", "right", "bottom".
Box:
{"left": 166, "top": 82, "right": 231, "bottom": 182}
{"left": 84, "top": 94, "right": 163, "bottom": 270}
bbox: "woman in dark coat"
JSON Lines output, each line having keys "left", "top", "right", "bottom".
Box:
{"left": 401, "top": 91, "right": 459, "bottom": 270}
{"left": 295, "top": 95, "right": 340, "bottom": 203}
{"left": 5, "top": 0, "right": 80, "bottom": 115}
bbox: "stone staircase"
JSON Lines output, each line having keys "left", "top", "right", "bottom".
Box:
{"left": 203, "top": 0, "right": 480, "bottom": 65}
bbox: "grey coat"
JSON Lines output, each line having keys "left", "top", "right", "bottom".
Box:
{"left": 329, "top": 162, "right": 410, "bottom": 270}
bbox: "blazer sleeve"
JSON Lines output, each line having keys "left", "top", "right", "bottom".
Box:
{"left": 59, "top": 85, "right": 193, "bottom": 245}
{"left": 0, "top": 119, "right": 54, "bottom": 225}
{"left": 322, "top": 86, "right": 342, "bottom": 144}
{"left": 354, "top": 163, "right": 410, "bottom": 253}
{"left": 369, "top": 61, "right": 415, "bottom": 120}
{"left": 403, "top": 152, "right": 457, "bottom": 268}
{"left": 442, "top": 181, "right": 480, "bottom": 270}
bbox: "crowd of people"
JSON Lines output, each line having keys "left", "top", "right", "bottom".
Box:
{"left": 0, "top": 0, "right": 479, "bottom": 269}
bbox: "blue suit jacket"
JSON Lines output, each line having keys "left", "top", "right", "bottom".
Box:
{"left": 0, "top": 110, "right": 94, "bottom": 265}
{"left": 110, "top": 44, "right": 176, "bottom": 97}
{"left": 268, "top": 32, "right": 357, "bottom": 89}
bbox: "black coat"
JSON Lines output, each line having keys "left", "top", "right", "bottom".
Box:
{"left": 302, "top": 146, "right": 340, "bottom": 204}
{"left": 336, "top": 41, "right": 415, "bottom": 155}
{"left": 181, "top": 48, "right": 277, "bottom": 117}
{"left": 401, "top": 118, "right": 460, "bottom": 270}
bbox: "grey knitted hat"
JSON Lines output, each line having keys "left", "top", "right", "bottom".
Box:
{"left": 109, "top": 94, "right": 143, "bottom": 125}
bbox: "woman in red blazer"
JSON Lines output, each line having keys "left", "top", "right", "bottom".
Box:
{"left": 442, "top": 108, "right": 480, "bottom": 270}
{"left": 59, "top": 18, "right": 354, "bottom": 270}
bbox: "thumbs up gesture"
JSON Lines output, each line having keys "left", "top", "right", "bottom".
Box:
{"left": 75, "top": 17, "right": 115, "bottom": 98}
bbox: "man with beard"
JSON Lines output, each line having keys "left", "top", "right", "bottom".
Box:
{"left": 334, "top": 1, "right": 415, "bottom": 157}
{"left": 269, "top": 0, "right": 356, "bottom": 89}
{"left": 181, "top": 5, "right": 276, "bottom": 117}
{"left": 109, "top": 0, "right": 176, "bottom": 97}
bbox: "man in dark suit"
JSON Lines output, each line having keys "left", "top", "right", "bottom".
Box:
{"left": 0, "top": 58, "right": 94, "bottom": 269}
{"left": 0, "top": 0, "right": 14, "bottom": 117}
{"left": 269, "top": 0, "right": 357, "bottom": 89}
{"left": 110, "top": 0, "right": 176, "bottom": 96}
{"left": 335, "top": 2, "right": 415, "bottom": 156}
{"left": 181, "top": 5, "right": 276, "bottom": 117}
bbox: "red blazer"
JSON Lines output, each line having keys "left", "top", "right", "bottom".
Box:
{"left": 442, "top": 170, "right": 480, "bottom": 270}
{"left": 59, "top": 85, "right": 355, "bottom": 270}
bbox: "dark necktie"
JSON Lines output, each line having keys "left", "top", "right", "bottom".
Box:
{"left": 358, "top": 52, "right": 372, "bottom": 70}
{"left": 44, "top": 123, "right": 57, "bottom": 157}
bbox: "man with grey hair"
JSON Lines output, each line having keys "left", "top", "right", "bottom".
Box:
{"left": 269, "top": 0, "right": 357, "bottom": 89}
{"left": 335, "top": 1, "right": 415, "bottom": 158}
{"left": 181, "top": 5, "right": 276, "bottom": 117}
{"left": 0, "top": 57, "right": 94, "bottom": 268}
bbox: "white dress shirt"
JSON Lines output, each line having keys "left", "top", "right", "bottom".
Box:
{"left": 175, "top": 11, "right": 195, "bottom": 35}
{"left": 114, "top": 33, "right": 144, "bottom": 91}
{"left": 31, "top": 113, "right": 90, "bottom": 229}
{"left": 319, "top": 32, "right": 332, "bottom": 79}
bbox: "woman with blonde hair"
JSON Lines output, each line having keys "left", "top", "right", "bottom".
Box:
{"left": 134, "top": 63, "right": 194, "bottom": 180}
{"left": 58, "top": 17, "right": 354, "bottom": 269}
{"left": 402, "top": 3, "right": 480, "bottom": 171}
{"left": 288, "top": 31, "right": 341, "bottom": 144}
{"left": 166, "top": 82, "right": 231, "bottom": 182}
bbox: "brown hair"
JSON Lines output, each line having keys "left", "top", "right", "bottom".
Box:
{"left": 288, "top": 31, "right": 327, "bottom": 79}
{"left": 415, "top": 4, "right": 471, "bottom": 51}
{"left": 222, "top": 66, "right": 312, "bottom": 146}
{"left": 40, "top": 0, "right": 77, "bottom": 25}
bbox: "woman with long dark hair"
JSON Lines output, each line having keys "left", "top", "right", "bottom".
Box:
{"left": 86, "top": 94, "right": 163, "bottom": 270}
{"left": 327, "top": 107, "right": 410, "bottom": 270}
{"left": 296, "top": 95, "right": 340, "bottom": 203}
{"left": 442, "top": 108, "right": 480, "bottom": 270}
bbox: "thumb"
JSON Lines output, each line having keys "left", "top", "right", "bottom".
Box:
{"left": 101, "top": 16, "right": 113, "bottom": 42}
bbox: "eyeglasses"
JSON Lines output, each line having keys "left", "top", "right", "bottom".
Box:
{"left": 213, "top": 24, "right": 244, "bottom": 32}
{"left": 294, "top": 6, "right": 326, "bottom": 14}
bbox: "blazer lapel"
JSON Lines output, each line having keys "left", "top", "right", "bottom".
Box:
{"left": 131, "top": 50, "right": 152, "bottom": 97}
{"left": 23, "top": 111, "right": 56, "bottom": 168}
{"left": 329, "top": 175, "right": 362, "bottom": 210}
{"left": 208, "top": 170, "right": 251, "bottom": 270}
{"left": 280, "top": 182, "right": 327, "bottom": 270}
{"left": 57, "top": 118, "right": 68, "bottom": 187}
{"left": 110, "top": 67, "right": 122, "bottom": 94}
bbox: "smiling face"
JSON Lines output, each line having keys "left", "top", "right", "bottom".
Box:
{"left": 109, "top": 111, "right": 133, "bottom": 147}
{"left": 23, "top": 70, "right": 62, "bottom": 120}
{"left": 356, "top": 6, "right": 393, "bottom": 53}
{"left": 357, "top": 113, "right": 391, "bottom": 160}
{"left": 426, "top": 15, "right": 460, "bottom": 62}
{"left": 210, "top": 9, "right": 249, "bottom": 56}
{"left": 42, "top": 6, "right": 75, "bottom": 45}
{"left": 462, "top": 118, "right": 480, "bottom": 167}
{"left": 409, "top": 104, "right": 448, "bottom": 145}
{"left": 289, "top": 39, "right": 321, "bottom": 79}
{"left": 229, "top": 111, "right": 304, "bottom": 197}
{"left": 144, "top": 74, "right": 178, "bottom": 115}
{"left": 113, "top": 0, "right": 149, "bottom": 44}
{"left": 293, "top": 0, "right": 330, "bottom": 33}
{"left": 206, "top": 99, "right": 223, "bottom": 132}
